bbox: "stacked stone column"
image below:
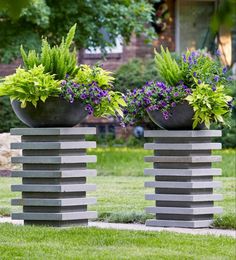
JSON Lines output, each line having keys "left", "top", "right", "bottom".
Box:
{"left": 11, "top": 128, "right": 97, "bottom": 227}
{"left": 144, "top": 130, "right": 223, "bottom": 228}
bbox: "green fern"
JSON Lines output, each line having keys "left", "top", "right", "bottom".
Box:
{"left": 154, "top": 46, "right": 183, "bottom": 86}
{"left": 20, "top": 24, "right": 78, "bottom": 80}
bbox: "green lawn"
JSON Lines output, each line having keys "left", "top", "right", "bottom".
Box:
{"left": 0, "top": 223, "right": 235, "bottom": 259}
{"left": 89, "top": 148, "right": 236, "bottom": 177}
{"left": 1, "top": 176, "right": 235, "bottom": 229}
{"left": 0, "top": 147, "right": 235, "bottom": 259}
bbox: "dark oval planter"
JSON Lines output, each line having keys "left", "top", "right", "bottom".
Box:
{"left": 11, "top": 97, "right": 88, "bottom": 127}
{"left": 147, "top": 101, "right": 205, "bottom": 130}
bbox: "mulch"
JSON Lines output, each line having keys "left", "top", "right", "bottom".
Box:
{"left": 0, "top": 170, "right": 11, "bottom": 177}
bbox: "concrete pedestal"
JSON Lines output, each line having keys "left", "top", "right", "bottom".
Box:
{"left": 144, "top": 130, "right": 223, "bottom": 228}
{"left": 11, "top": 128, "right": 97, "bottom": 227}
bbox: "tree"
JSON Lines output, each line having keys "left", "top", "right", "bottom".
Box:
{"left": 0, "top": 0, "right": 154, "bottom": 63}
{"left": 0, "top": 0, "right": 32, "bottom": 18}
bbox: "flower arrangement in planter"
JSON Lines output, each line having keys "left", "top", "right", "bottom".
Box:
{"left": 0, "top": 24, "right": 125, "bottom": 127}
{"left": 121, "top": 46, "right": 234, "bottom": 129}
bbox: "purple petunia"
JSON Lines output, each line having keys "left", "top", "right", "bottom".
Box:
{"left": 214, "top": 75, "right": 219, "bottom": 82}
{"left": 222, "top": 67, "right": 227, "bottom": 74}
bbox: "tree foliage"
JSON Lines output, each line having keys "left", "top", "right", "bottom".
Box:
{"left": 0, "top": 0, "right": 154, "bottom": 63}
{"left": 0, "top": 0, "right": 32, "bottom": 18}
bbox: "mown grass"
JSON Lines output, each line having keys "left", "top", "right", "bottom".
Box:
{"left": 1, "top": 176, "right": 235, "bottom": 229}
{"left": 89, "top": 148, "right": 236, "bottom": 177}
{"left": 0, "top": 223, "right": 235, "bottom": 259}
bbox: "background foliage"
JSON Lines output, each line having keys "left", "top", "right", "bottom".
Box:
{"left": 0, "top": 97, "right": 24, "bottom": 132}
{"left": 0, "top": 0, "right": 154, "bottom": 64}
{"left": 114, "top": 58, "right": 161, "bottom": 92}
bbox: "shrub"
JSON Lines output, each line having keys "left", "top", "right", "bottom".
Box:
{"left": 113, "top": 58, "right": 161, "bottom": 92}
{"left": 0, "top": 97, "right": 24, "bottom": 132}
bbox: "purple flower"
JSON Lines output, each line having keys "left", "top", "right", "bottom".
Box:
{"left": 85, "top": 104, "right": 94, "bottom": 115}
{"left": 215, "top": 49, "right": 221, "bottom": 57}
{"left": 171, "top": 102, "right": 176, "bottom": 107}
{"left": 61, "top": 80, "right": 66, "bottom": 86}
{"left": 182, "top": 54, "right": 186, "bottom": 63}
{"left": 185, "top": 89, "right": 191, "bottom": 94}
{"left": 80, "top": 93, "right": 87, "bottom": 100}
{"left": 160, "top": 101, "right": 167, "bottom": 107}
{"left": 212, "top": 86, "right": 217, "bottom": 91}
{"left": 162, "top": 111, "right": 169, "bottom": 120}
{"left": 193, "top": 72, "right": 197, "bottom": 77}
{"left": 214, "top": 75, "right": 219, "bottom": 82}
{"left": 174, "top": 92, "right": 179, "bottom": 97}
{"left": 223, "top": 67, "right": 227, "bottom": 74}
{"left": 198, "top": 79, "right": 202, "bottom": 84}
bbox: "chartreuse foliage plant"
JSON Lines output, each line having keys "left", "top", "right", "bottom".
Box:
{"left": 0, "top": 65, "right": 60, "bottom": 108}
{"left": 75, "top": 64, "right": 114, "bottom": 88}
{"left": 186, "top": 82, "right": 232, "bottom": 129}
{"left": 20, "top": 24, "right": 78, "bottom": 79}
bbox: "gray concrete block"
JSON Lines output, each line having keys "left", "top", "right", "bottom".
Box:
{"left": 12, "top": 211, "right": 97, "bottom": 221}
{"left": 11, "top": 128, "right": 96, "bottom": 136}
{"left": 12, "top": 197, "right": 97, "bottom": 206}
{"left": 145, "top": 181, "right": 221, "bottom": 189}
{"left": 144, "top": 168, "right": 221, "bottom": 176}
{"left": 11, "top": 169, "right": 97, "bottom": 178}
{"left": 144, "top": 130, "right": 222, "bottom": 138}
{"left": 144, "top": 143, "right": 221, "bottom": 150}
{"left": 12, "top": 155, "right": 97, "bottom": 164}
{"left": 11, "top": 127, "right": 97, "bottom": 227}
{"left": 145, "top": 194, "right": 223, "bottom": 201}
{"left": 146, "top": 206, "right": 223, "bottom": 215}
{"left": 11, "top": 141, "right": 96, "bottom": 150}
{"left": 12, "top": 184, "right": 96, "bottom": 192}
{"left": 144, "top": 156, "right": 221, "bottom": 163}
{"left": 146, "top": 219, "right": 213, "bottom": 228}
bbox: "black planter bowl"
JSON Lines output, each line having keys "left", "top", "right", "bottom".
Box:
{"left": 147, "top": 101, "right": 205, "bottom": 130}
{"left": 11, "top": 97, "right": 88, "bottom": 127}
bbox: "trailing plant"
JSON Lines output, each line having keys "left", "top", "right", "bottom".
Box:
{"left": 20, "top": 24, "right": 78, "bottom": 79}
{"left": 121, "top": 81, "right": 191, "bottom": 126}
{"left": 154, "top": 46, "right": 183, "bottom": 86}
{"left": 186, "top": 82, "right": 233, "bottom": 129}
{"left": 0, "top": 65, "right": 60, "bottom": 108}
{"left": 60, "top": 64, "right": 126, "bottom": 118}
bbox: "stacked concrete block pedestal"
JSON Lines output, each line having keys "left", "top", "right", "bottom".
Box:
{"left": 11, "top": 128, "right": 97, "bottom": 227}
{"left": 144, "top": 130, "right": 223, "bottom": 228}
